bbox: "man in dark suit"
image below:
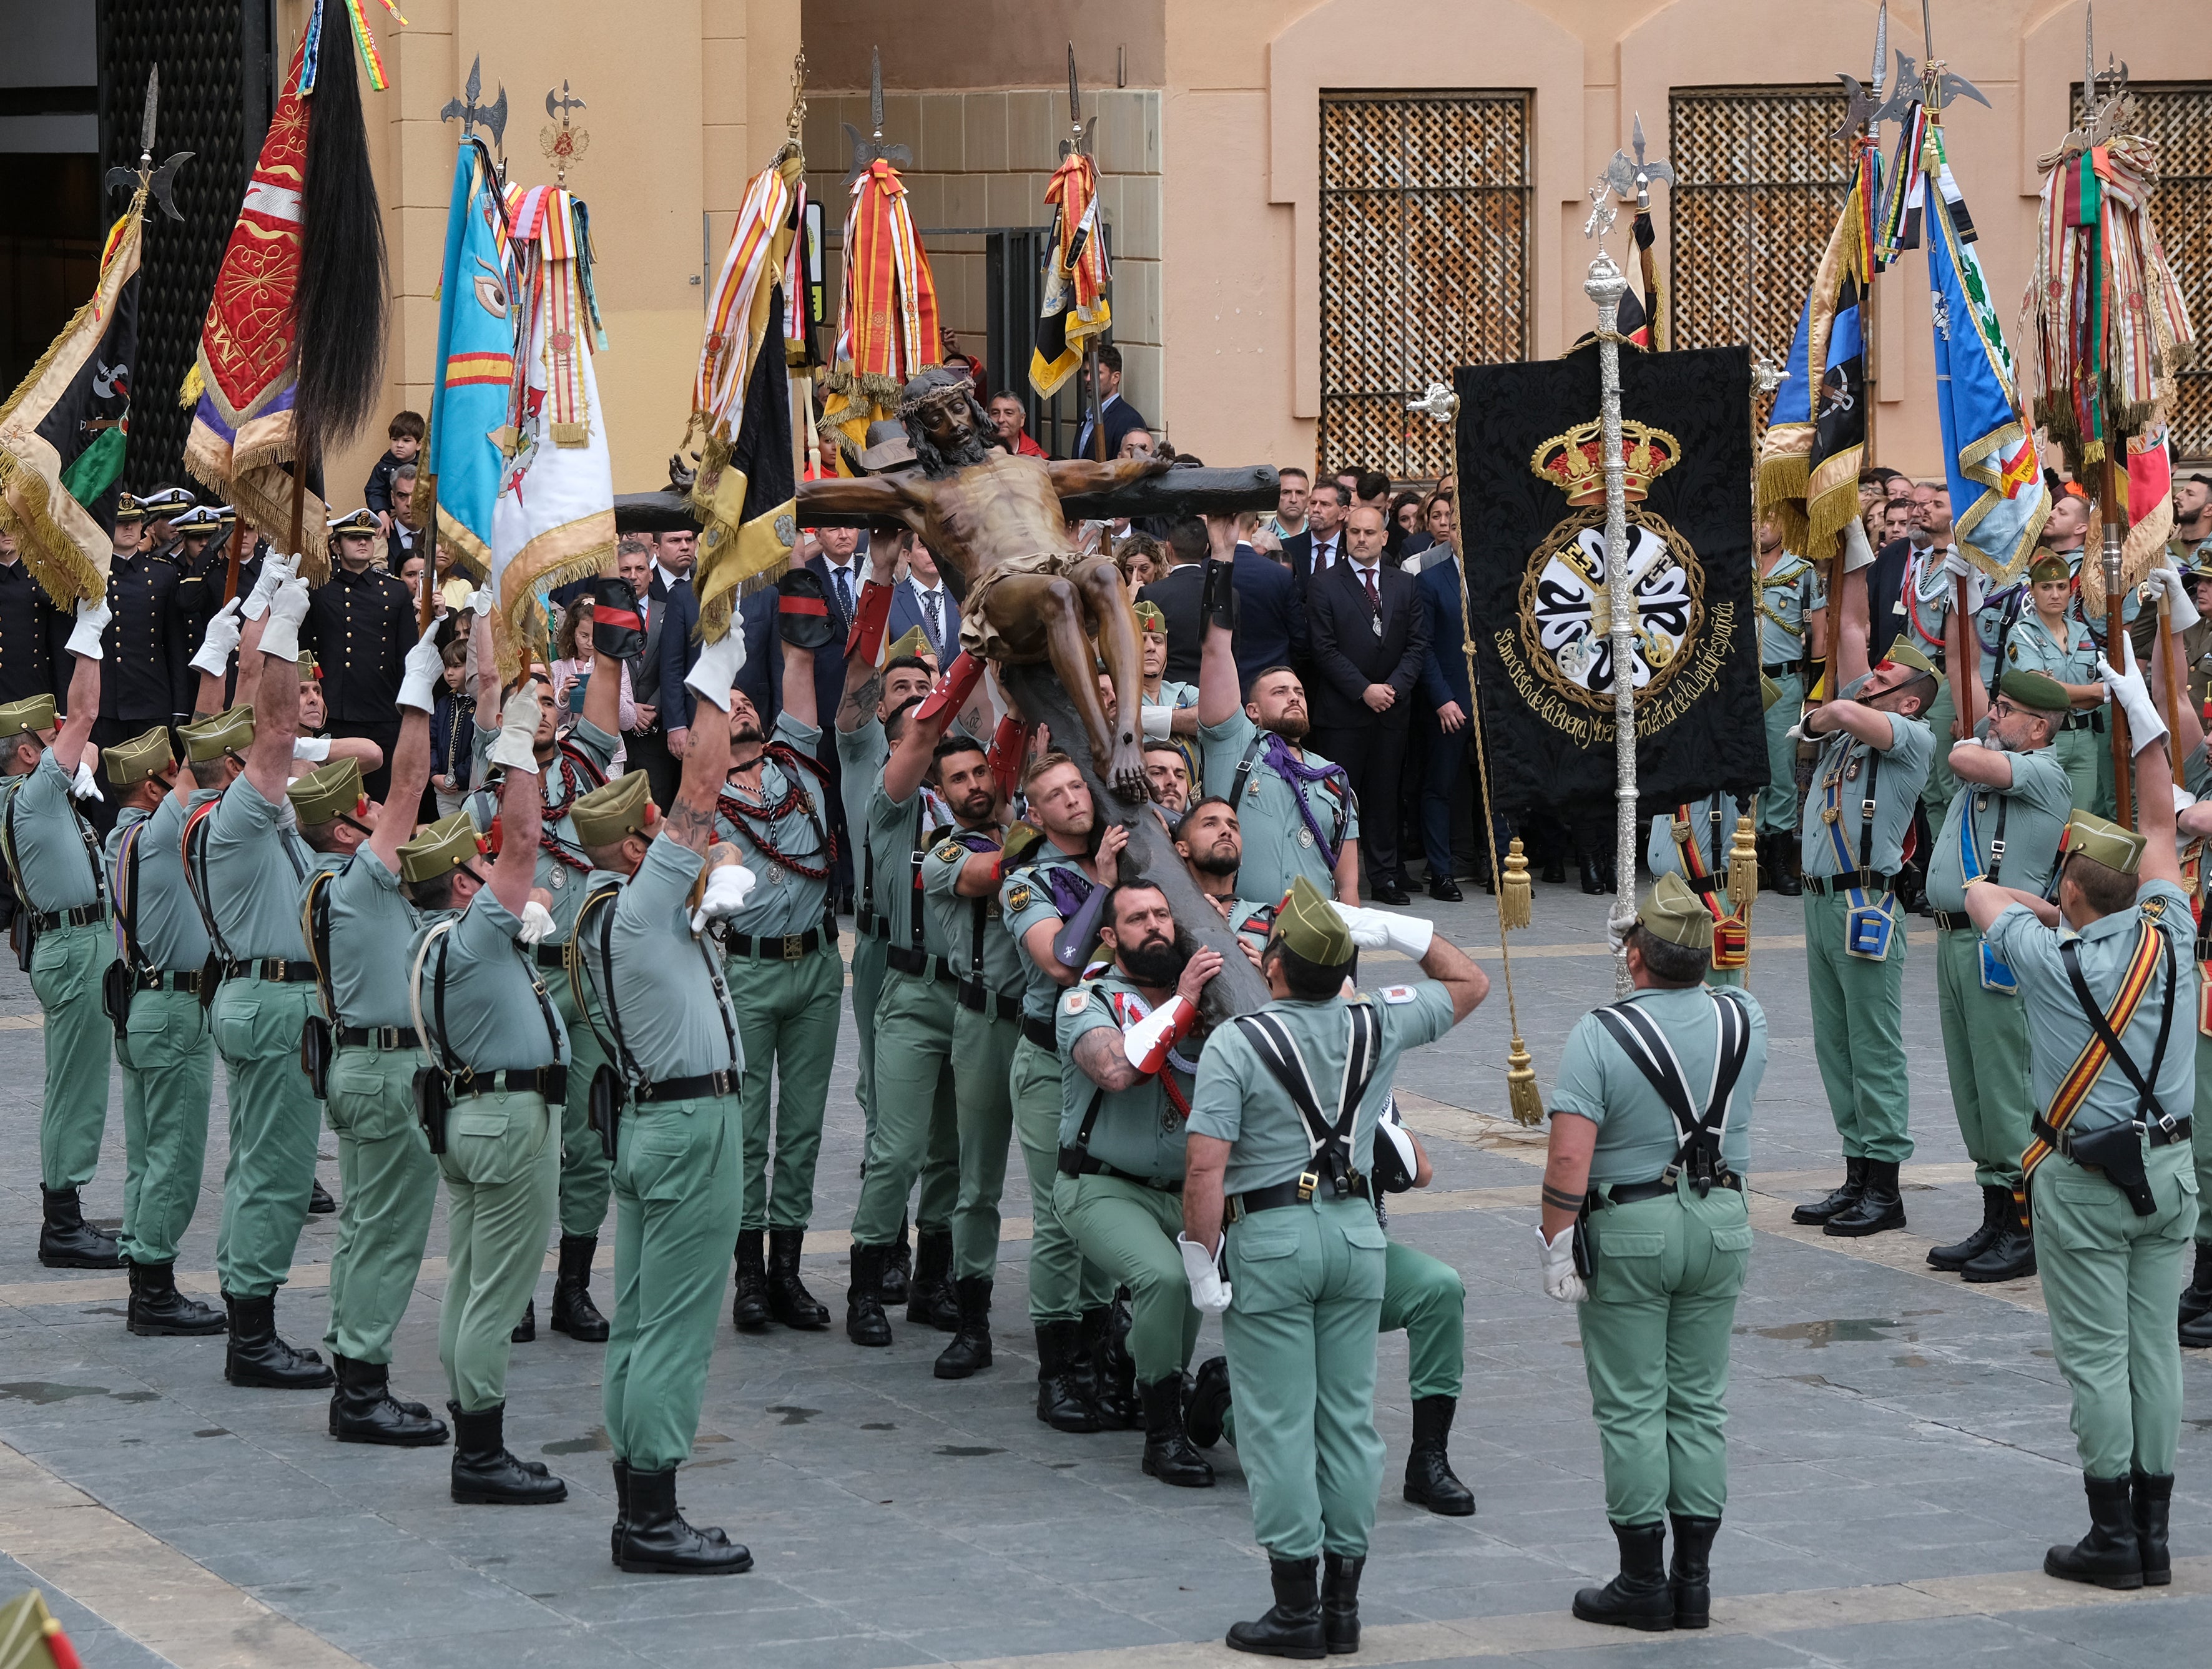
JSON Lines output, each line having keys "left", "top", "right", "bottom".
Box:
{"left": 1305, "top": 503, "right": 1430, "bottom": 903}
{"left": 1230, "top": 532, "right": 1305, "bottom": 691}
{"left": 1411, "top": 526, "right": 1505, "bottom": 900}
{"left": 629, "top": 529, "right": 696, "bottom": 809}
{"left": 886, "top": 540, "right": 955, "bottom": 667}
{"left": 1136, "top": 527, "right": 1205, "bottom": 682}
{"left": 1068, "top": 345, "right": 1148, "bottom": 461}
{"left": 1284, "top": 481, "right": 1349, "bottom": 586}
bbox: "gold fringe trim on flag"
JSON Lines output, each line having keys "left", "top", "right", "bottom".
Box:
{"left": 1754, "top": 441, "right": 1812, "bottom": 558}
{"left": 0, "top": 450, "right": 104, "bottom": 608}
{"left": 493, "top": 507, "right": 616, "bottom": 683}
{"left": 692, "top": 430, "right": 798, "bottom": 642}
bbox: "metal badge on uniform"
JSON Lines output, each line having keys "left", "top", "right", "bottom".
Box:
{"left": 550, "top": 869, "right": 566, "bottom": 889}
{"left": 1380, "top": 984, "right": 1415, "bottom": 1005}
{"left": 1006, "top": 884, "right": 1031, "bottom": 911}
{"left": 1297, "top": 829, "right": 1314, "bottom": 848}
{"left": 767, "top": 865, "right": 782, "bottom": 886}
{"left": 1247, "top": 780, "right": 1261, "bottom": 799}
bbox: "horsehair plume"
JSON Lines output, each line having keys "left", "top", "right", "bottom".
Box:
{"left": 290, "top": 0, "right": 389, "bottom": 471}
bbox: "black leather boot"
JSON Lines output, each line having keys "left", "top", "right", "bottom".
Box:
{"left": 880, "top": 1216, "right": 912, "bottom": 1306}
{"left": 449, "top": 1401, "right": 566, "bottom": 1505}
{"left": 845, "top": 1241, "right": 893, "bottom": 1347}
{"left": 1823, "top": 1158, "right": 1905, "bottom": 1237}
{"left": 551, "top": 1234, "right": 609, "bottom": 1341}
{"left": 2045, "top": 1473, "right": 2142, "bottom": 1589}
{"left": 1927, "top": 1184, "right": 2008, "bottom": 1271}
{"left": 730, "top": 1230, "right": 771, "bottom": 1332}
{"left": 1773, "top": 834, "right": 1803, "bottom": 897}
{"left": 38, "top": 1186, "right": 120, "bottom": 1269}
{"left": 1226, "top": 1555, "right": 1324, "bottom": 1658}
{"left": 933, "top": 1277, "right": 993, "bottom": 1379}
{"left": 511, "top": 1299, "right": 536, "bottom": 1343}
{"left": 1572, "top": 1520, "right": 1674, "bottom": 1630}
{"left": 1668, "top": 1512, "right": 1720, "bottom": 1629}
{"left": 1139, "top": 1375, "right": 1214, "bottom": 1487}
{"left": 2130, "top": 1471, "right": 2172, "bottom": 1586}
{"left": 223, "top": 1291, "right": 334, "bottom": 1389}
{"left": 765, "top": 1229, "right": 830, "bottom": 1329}
{"left": 328, "top": 1354, "right": 448, "bottom": 1446}
{"left": 1035, "top": 1321, "right": 1100, "bottom": 1432}
{"left": 907, "top": 1228, "right": 960, "bottom": 1331}
{"left": 616, "top": 1465, "right": 752, "bottom": 1573}
{"left": 1791, "top": 1156, "right": 1865, "bottom": 1225}
{"left": 1083, "top": 1302, "right": 1139, "bottom": 1430}
{"left": 1185, "top": 1354, "right": 1232, "bottom": 1448}
{"left": 611, "top": 1459, "right": 629, "bottom": 1564}
{"left": 309, "top": 1178, "right": 337, "bottom": 1214}
{"left": 1403, "top": 1395, "right": 1475, "bottom": 1515}
{"left": 1320, "top": 1552, "right": 1363, "bottom": 1656}
{"left": 125, "top": 1259, "right": 224, "bottom": 1336}
{"left": 1960, "top": 1204, "right": 2037, "bottom": 1283}
{"left": 1578, "top": 852, "right": 1605, "bottom": 895}
{"left": 2177, "top": 1243, "right": 2212, "bottom": 1341}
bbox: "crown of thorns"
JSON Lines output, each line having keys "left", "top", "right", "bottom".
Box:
{"left": 896, "top": 368, "right": 973, "bottom": 419}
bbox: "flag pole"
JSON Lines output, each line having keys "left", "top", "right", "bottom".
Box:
{"left": 418, "top": 471, "right": 440, "bottom": 630}
{"left": 220, "top": 516, "right": 247, "bottom": 605}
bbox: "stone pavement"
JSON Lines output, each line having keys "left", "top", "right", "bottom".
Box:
{"left": 0, "top": 882, "right": 2205, "bottom": 1668}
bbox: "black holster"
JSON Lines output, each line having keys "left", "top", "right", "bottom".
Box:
{"left": 101, "top": 960, "right": 134, "bottom": 1041}
{"left": 11, "top": 913, "right": 31, "bottom": 973}
{"left": 2064, "top": 1120, "right": 2160, "bottom": 1218}
{"left": 587, "top": 1063, "right": 624, "bottom": 1161}
{"left": 198, "top": 953, "right": 222, "bottom": 1012}
{"left": 1571, "top": 1198, "right": 1596, "bottom": 1279}
{"left": 414, "top": 1067, "right": 451, "bottom": 1156}
{"left": 301, "top": 1015, "right": 332, "bottom": 1100}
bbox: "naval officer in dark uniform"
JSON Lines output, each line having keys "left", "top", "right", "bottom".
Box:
{"left": 305, "top": 509, "right": 415, "bottom": 802}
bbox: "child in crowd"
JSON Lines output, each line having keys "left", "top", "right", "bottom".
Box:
{"left": 364, "top": 410, "right": 424, "bottom": 533}
{"left": 430, "top": 637, "right": 476, "bottom": 819}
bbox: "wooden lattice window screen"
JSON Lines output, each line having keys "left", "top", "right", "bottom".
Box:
{"left": 1319, "top": 93, "right": 1531, "bottom": 480}
{"left": 2073, "top": 83, "right": 2212, "bottom": 461}
{"left": 1669, "top": 87, "right": 1852, "bottom": 431}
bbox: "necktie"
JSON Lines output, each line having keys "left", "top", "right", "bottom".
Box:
{"left": 924, "top": 588, "right": 941, "bottom": 651}
{"left": 834, "top": 566, "right": 854, "bottom": 623}
{"left": 1360, "top": 565, "right": 1382, "bottom": 634}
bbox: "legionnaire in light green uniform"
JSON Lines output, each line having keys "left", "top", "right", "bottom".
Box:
{"left": 102, "top": 728, "right": 225, "bottom": 1336}
{"left": 716, "top": 638, "right": 838, "bottom": 1336}
{"left": 1792, "top": 593, "right": 1937, "bottom": 1238}
{"left": 1056, "top": 882, "right": 1219, "bottom": 1487}
{"left": 569, "top": 625, "right": 754, "bottom": 1576}
{"left": 1891, "top": 490, "right": 1982, "bottom": 834}
{"left": 1644, "top": 792, "right": 1754, "bottom": 990}
{"left": 1536, "top": 874, "right": 1766, "bottom": 1633}
{"left": 1751, "top": 514, "right": 1825, "bottom": 893}
{"left": 1197, "top": 601, "right": 1359, "bottom": 904}
{"left": 405, "top": 726, "right": 570, "bottom": 1509}
{"left": 1182, "top": 877, "right": 1483, "bottom": 1658}
{"left": 1969, "top": 647, "right": 2198, "bottom": 1591}
{"left": 1001, "top": 758, "right": 1128, "bottom": 1430}
{"left": 1921, "top": 669, "right": 2075, "bottom": 1285}
{"left": 2001, "top": 554, "right": 2108, "bottom": 810}
{"left": 1135, "top": 601, "right": 1202, "bottom": 794}
{"left": 0, "top": 608, "right": 119, "bottom": 1268}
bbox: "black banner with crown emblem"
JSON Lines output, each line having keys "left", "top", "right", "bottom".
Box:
{"left": 1453, "top": 345, "right": 1765, "bottom": 817}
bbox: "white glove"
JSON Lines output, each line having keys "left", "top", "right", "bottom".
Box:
{"left": 1537, "top": 1223, "right": 1588, "bottom": 1304}
{"left": 1330, "top": 902, "right": 1435, "bottom": 959}
{"left": 69, "top": 759, "right": 102, "bottom": 803}
{"left": 688, "top": 862, "right": 758, "bottom": 933}
{"left": 1938, "top": 546, "right": 1975, "bottom": 583}
{"left": 190, "top": 598, "right": 243, "bottom": 677}
{"left": 684, "top": 629, "right": 749, "bottom": 712}
{"left": 397, "top": 619, "right": 446, "bottom": 712}
{"left": 2175, "top": 784, "right": 2198, "bottom": 816}
{"left": 465, "top": 586, "right": 496, "bottom": 617}
{"left": 2096, "top": 636, "right": 2168, "bottom": 754}
{"left": 258, "top": 575, "right": 310, "bottom": 662}
{"left": 1177, "top": 1232, "right": 1232, "bottom": 1315}
{"left": 1841, "top": 514, "right": 1876, "bottom": 574}
{"left": 486, "top": 687, "right": 543, "bottom": 772}
{"left": 292, "top": 736, "right": 331, "bottom": 763}
{"left": 516, "top": 900, "right": 557, "bottom": 945}
{"left": 2146, "top": 564, "right": 2201, "bottom": 633}
{"left": 66, "top": 596, "right": 111, "bottom": 661}
{"left": 1140, "top": 704, "right": 1174, "bottom": 742}
{"left": 240, "top": 552, "right": 298, "bottom": 621}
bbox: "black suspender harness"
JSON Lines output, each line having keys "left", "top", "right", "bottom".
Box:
{"left": 3, "top": 774, "right": 109, "bottom": 970}
{"left": 100, "top": 817, "right": 149, "bottom": 1040}
{"left": 884, "top": 797, "right": 935, "bottom": 976}
{"left": 1229, "top": 1004, "right": 1381, "bottom": 1208}
{"left": 409, "top": 914, "right": 568, "bottom": 1155}
{"left": 1588, "top": 989, "right": 1753, "bottom": 1197}
{"left": 2035, "top": 932, "right": 2184, "bottom": 1218}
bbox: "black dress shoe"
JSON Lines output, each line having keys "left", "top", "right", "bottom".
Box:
{"left": 765, "top": 1229, "right": 830, "bottom": 1329}
{"left": 551, "top": 1235, "right": 610, "bottom": 1341}
{"left": 1573, "top": 1521, "right": 1674, "bottom": 1630}
{"left": 39, "top": 1186, "right": 121, "bottom": 1269}
{"left": 125, "top": 1260, "right": 225, "bottom": 1336}
{"left": 1403, "top": 1396, "right": 1475, "bottom": 1515}
{"left": 308, "top": 1178, "right": 337, "bottom": 1215}
{"left": 329, "top": 1355, "right": 449, "bottom": 1446}
{"left": 730, "top": 1231, "right": 772, "bottom": 1332}
{"left": 1227, "top": 1555, "right": 1324, "bottom": 1658}
{"left": 1426, "top": 877, "right": 1463, "bottom": 902}
{"left": 616, "top": 1466, "right": 751, "bottom": 1574}
{"left": 1371, "top": 883, "right": 1412, "bottom": 907}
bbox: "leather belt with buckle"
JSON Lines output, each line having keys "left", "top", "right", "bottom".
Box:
{"left": 453, "top": 1063, "right": 568, "bottom": 1103}
{"left": 636, "top": 1068, "right": 739, "bottom": 1103}
{"left": 1226, "top": 1171, "right": 1370, "bottom": 1223}
{"left": 337, "top": 1025, "right": 421, "bottom": 1050}
{"left": 725, "top": 926, "right": 827, "bottom": 962}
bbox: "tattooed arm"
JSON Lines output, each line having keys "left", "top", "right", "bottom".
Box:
{"left": 1538, "top": 1113, "right": 1596, "bottom": 1241}
{"left": 666, "top": 689, "right": 730, "bottom": 855}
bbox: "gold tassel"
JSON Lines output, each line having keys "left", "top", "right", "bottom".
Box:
{"left": 1727, "top": 813, "right": 1759, "bottom": 915}
{"left": 1498, "top": 837, "right": 1533, "bottom": 932}
{"left": 1505, "top": 1034, "right": 1543, "bottom": 1127}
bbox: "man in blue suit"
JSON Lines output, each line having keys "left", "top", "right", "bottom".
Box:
{"left": 885, "top": 541, "right": 955, "bottom": 668}
{"left": 1412, "top": 521, "right": 1502, "bottom": 900}
{"left": 1067, "top": 345, "right": 1149, "bottom": 461}
{"left": 629, "top": 529, "right": 698, "bottom": 809}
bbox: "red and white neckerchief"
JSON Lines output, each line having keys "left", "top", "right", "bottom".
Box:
{"left": 1105, "top": 987, "right": 1193, "bottom": 1119}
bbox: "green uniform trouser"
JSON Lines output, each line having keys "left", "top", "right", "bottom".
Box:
{"left": 438, "top": 1088, "right": 558, "bottom": 1412}
{"left": 1055, "top": 1172, "right": 1199, "bottom": 1382}
{"left": 851, "top": 932, "right": 888, "bottom": 1147}
{"left": 322, "top": 1042, "right": 438, "bottom": 1364}
{"left": 1803, "top": 890, "right": 1914, "bottom": 1163}
{"left": 1757, "top": 670, "right": 1804, "bottom": 832}
{"left": 2195, "top": 1031, "right": 2212, "bottom": 1247}
{"left": 1934, "top": 928, "right": 2034, "bottom": 1190}
{"left": 1578, "top": 1178, "right": 1754, "bottom": 1524}
{"left": 551, "top": 976, "right": 613, "bottom": 1238}
{"left": 1010, "top": 1035, "right": 1112, "bottom": 1323}
{"left": 950, "top": 1007, "right": 1022, "bottom": 1281}
{"left": 849, "top": 968, "right": 960, "bottom": 1247}
{"left": 1922, "top": 679, "right": 1958, "bottom": 832}
{"left": 212, "top": 978, "right": 324, "bottom": 1298}
{"left": 29, "top": 920, "right": 115, "bottom": 1191}
{"left": 726, "top": 942, "right": 840, "bottom": 1232}
{"left": 2031, "top": 1144, "right": 2200, "bottom": 1477}
{"left": 115, "top": 983, "right": 214, "bottom": 1267}
{"left": 2052, "top": 724, "right": 2102, "bottom": 811}
{"left": 1221, "top": 1194, "right": 1389, "bottom": 1560}
{"left": 604, "top": 1091, "right": 742, "bottom": 1471}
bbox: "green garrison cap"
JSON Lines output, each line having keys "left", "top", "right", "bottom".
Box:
{"left": 885, "top": 626, "right": 932, "bottom": 664}
{"left": 180, "top": 704, "right": 253, "bottom": 762}
{"left": 102, "top": 726, "right": 174, "bottom": 785}
{"left": 0, "top": 694, "right": 57, "bottom": 741}
{"left": 1000, "top": 821, "right": 1048, "bottom": 870}
{"left": 286, "top": 758, "right": 363, "bottom": 825}
{"left": 1881, "top": 639, "right": 1941, "bottom": 680}
{"left": 1996, "top": 667, "right": 2070, "bottom": 714}
{"left": 398, "top": 812, "right": 484, "bottom": 884}
{"left": 2064, "top": 809, "right": 2145, "bottom": 877}
{"left": 1267, "top": 874, "right": 1354, "bottom": 966}
{"left": 1133, "top": 599, "right": 1167, "bottom": 634}
{"left": 2029, "top": 552, "right": 2073, "bottom": 584}
{"left": 569, "top": 770, "right": 654, "bottom": 847}
{"left": 297, "top": 651, "right": 320, "bottom": 682}
{"left": 1759, "top": 672, "right": 1782, "bottom": 713}
{"left": 1638, "top": 872, "right": 1714, "bottom": 950}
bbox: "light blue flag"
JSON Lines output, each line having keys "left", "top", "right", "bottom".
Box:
{"left": 1924, "top": 137, "right": 2048, "bottom": 584}
{"left": 427, "top": 137, "right": 514, "bottom": 581}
